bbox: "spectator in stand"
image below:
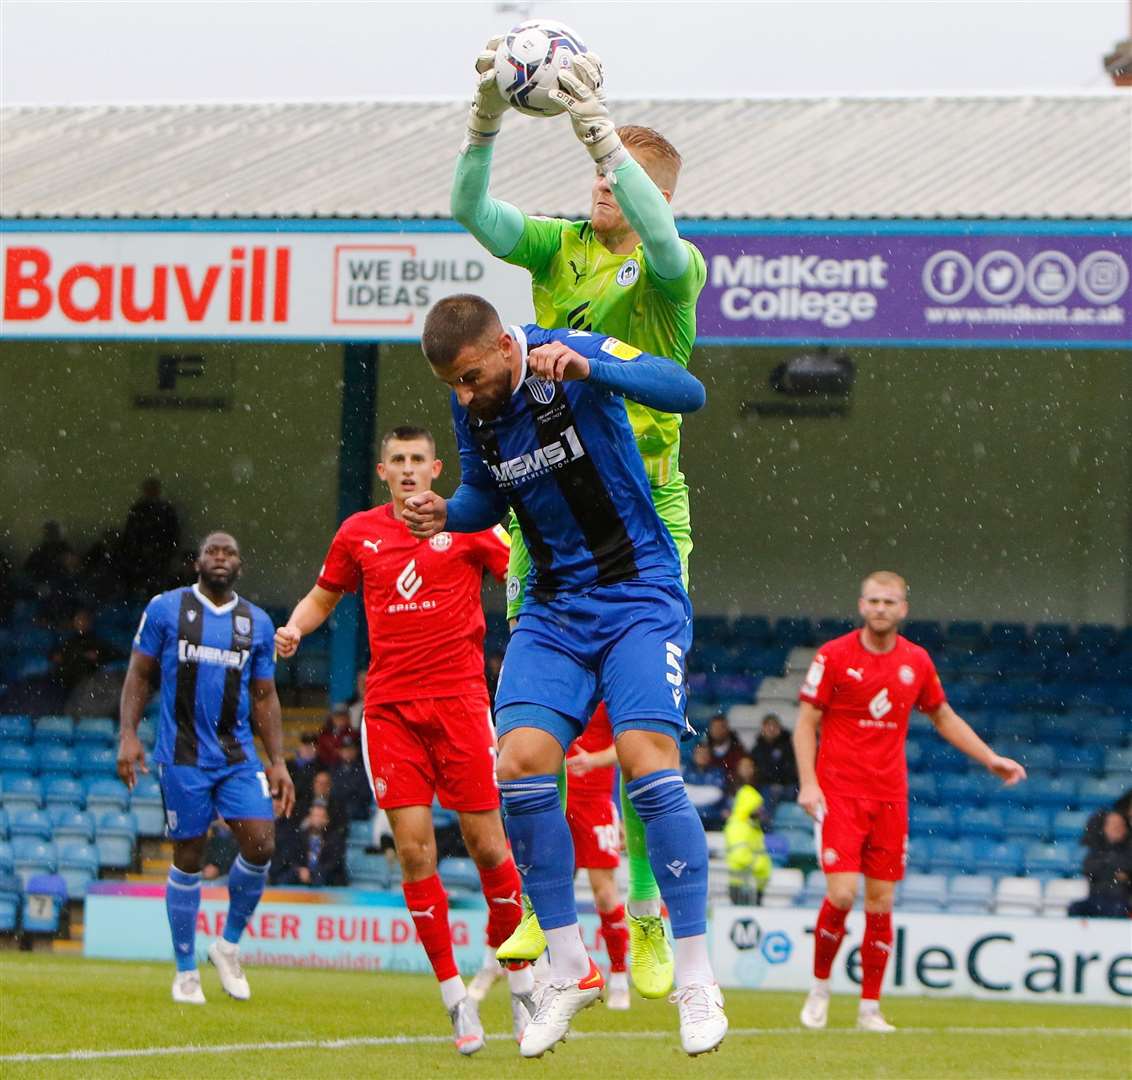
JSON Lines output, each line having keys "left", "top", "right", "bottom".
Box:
{"left": 724, "top": 756, "right": 771, "bottom": 905}
{"left": 331, "top": 734, "right": 374, "bottom": 822}
{"left": 751, "top": 713, "right": 799, "bottom": 819}
{"left": 1070, "top": 810, "right": 1132, "bottom": 918}
{"left": 1082, "top": 788, "right": 1132, "bottom": 853}
{"left": 347, "top": 670, "right": 367, "bottom": 730}
{"left": 684, "top": 742, "right": 727, "bottom": 830}
{"left": 81, "top": 529, "right": 126, "bottom": 602}
{"left": 201, "top": 820, "right": 239, "bottom": 880}
{"left": 271, "top": 799, "right": 347, "bottom": 886}
{"left": 706, "top": 713, "right": 748, "bottom": 795}
{"left": 316, "top": 703, "right": 353, "bottom": 768}
{"left": 121, "top": 477, "right": 180, "bottom": 592}
{"left": 51, "top": 608, "right": 124, "bottom": 695}
{"left": 25, "top": 521, "right": 73, "bottom": 585}
{"left": 288, "top": 732, "right": 322, "bottom": 816}
{"left": 38, "top": 550, "right": 95, "bottom": 626}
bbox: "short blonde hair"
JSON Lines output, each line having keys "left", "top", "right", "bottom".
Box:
{"left": 618, "top": 125, "right": 682, "bottom": 193}
{"left": 861, "top": 570, "right": 908, "bottom": 597}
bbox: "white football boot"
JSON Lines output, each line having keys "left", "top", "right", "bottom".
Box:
{"left": 171, "top": 969, "right": 206, "bottom": 1005}
{"left": 671, "top": 983, "right": 728, "bottom": 1056}
{"left": 208, "top": 940, "right": 251, "bottom": 1000}
{"left": 800, "top": 985, "right": 831, "bottom": 1029}
{"left": 519, "top": 958, "right": 604, "bottom": 1058}
{"left": 448, "top": 996, "right": 485, "bottom": 1055}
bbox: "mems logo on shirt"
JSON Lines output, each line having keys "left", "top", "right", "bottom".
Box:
{"left": 178, "top": 640, "right": 250, "bottom": 670}
{"left": 489, "top": 425, "right": 586, "bottom": 487}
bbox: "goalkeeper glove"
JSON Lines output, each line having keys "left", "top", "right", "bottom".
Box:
{"left": 549, "top": 53, "right": 627, "bottom": 170}
{"left": 465, "top": 35, "right": 508, "bottom": 148}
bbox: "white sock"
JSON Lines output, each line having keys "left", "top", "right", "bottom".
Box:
{"left": 508, "top": 963, "right": 535, "bottom": 994}
{"left": 859, "top": 998, "right": 880, "bottom": 1015}
{"left": 813, "top": 977, "right": 831, "bottom": 995}
{"left": 439, "top": 976, "right": 466, "bottom": 1011}
{"left": 628, "top": 899, "right": 662, "bottom": 918}
{"left": 479, "top": 947, "right": 498, "bottom": 972}
{"left": 674, "top": 933, "right": 714, "bottom": 990}
{"left": 609, "top": 970, "right": 629, "bottom": 990}
{"left": 545, "top": 923, "right": 589, "bottom": 981}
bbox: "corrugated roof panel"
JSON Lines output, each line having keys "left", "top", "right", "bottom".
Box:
{"left": 1, "top": 96, "right": 1128, "bottom": 219}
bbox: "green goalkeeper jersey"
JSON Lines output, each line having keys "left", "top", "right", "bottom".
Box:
{"left": 504, "top": 216, "right": 706, "bottom": 486}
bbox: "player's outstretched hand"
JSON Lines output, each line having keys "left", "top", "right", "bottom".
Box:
{"left": 403, "top": 491, "right": 448, "bottom": 539}
{"left": 988, "top": 754, "right": 1027, "bottom": 786}
{"left": 549, "top": 54, "right": 622, "bottom": 163}
{"left": 529, "top": 342, "right": 591, "bottom": 382}
{"left": 473, "top": 35, "right": 508, "bottom": 117}
{"left": 275, "top": 624, "right": 302, "bottom": 658}
{"left": 116, "top": 731, "right": 148, "bottom": 790}
{"left": 566, "top": 749, "right": 598, "bottom": 775}
{"left": 797, "top": 780, "right": 826, "bottom": 821}
{"left": 268, "top": 760, "right": 296, "bottom": 817}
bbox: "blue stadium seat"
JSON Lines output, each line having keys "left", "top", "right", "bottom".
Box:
{"left": 1023, "top": 842, "right": 1079, "bottom": 878}
{"left": 57, "top": 842, "right": 100, "bottom": 899}
{"left": 1078, "top": 778, "right": 1128, "bottom": 813}
{"left": 772, "top": 617, "right": 813, "bottom": 648}
{"left": 73, "top": 717, "right": 117, "bottom": 748}
{"left": 907, "top": 774, "right": 939, "bottom": 805}
{"left": 95, "top": 812, "right": 136, "bottom": 871}
{"left": 37, "top": 745, "right": 78, "bottom": 777}
{"left": 1077, "top": 624, "right": 1118, "bottom": 657}
{"left": 1002, "top": 807, "right": 1051, "bottom": 843}
{"left": 0, "top": 716, "right": 32, "bottom": 742}
{"left": 904, "top": 621, "right": 943, "bottom": 651}
{"left": 21, "top": 872, "right": 68, "bottom": 934}
{"left": 1016, "top": 743, "right": 1056, "bottom": 774}
{"left": 973, "top": 840, "right": 1025, "bottom": 876}
{"left": 921, "top": 743, "right": 967, "bottom": 775}
{"left": 12, "top": 837, "right": 57, "bottom": 885}
{"left": 899, "top": 873, "right": 947, "bottom": 911}
{"left": 1105, "top": 747, "right": 1132, "bottom": 774}
{"left": 1032, "top": 624, "right": 1072, "bottom": 656}
{"left": 97, "top": 810, "right": 138, "bottom": 838}
{"left": 78, "top": 747, "right": 118, "bottom": 777}
{"left": 765, "top": 833, "right": 789, "bottom": 867}
{"left": 1057, "top": 745, "right": 1105, "bottom": 777}
{"left": 929, "top": 839, "right": 977, "bottom": 875}
{"left": 1090, "top": 716, "right": 1131, "bottom": 748}
{"left": 129, "top": 775, "right": 164, "bottom": 836}
{"left": 0, "top": 808, "right": 7, "bottom": 841}
{"left": 51, "top": 809, "right": 95, "bottom": 844}
{"left": 773, "top": 803, "right": 812, "bottom": 832}
{"left": 946, "top": 621, "right": 986, "bottom": 650}
{"left": 438, "top": 857, "right": 481, "bottom": 895}
{"left": 904, "top": 836, "right": 935, "bottom": 874}
{"left": 909, "top": 806, "right": 955, "bottom": 840}
{"left": 947, "top": 874, "right": 994, "bottom": 914}
{"left": 937, "top": 775, "right": 983, "bottom": 807}
{"left": 989, "top": 623, "right": 1028, "bottom": 650}
{"left": 0, "top": 775, "right": 43, "bottom": 814}
{"left": 956, "top": 807, "right": 1004, "bottom": 839}
{"left": 43, "top": 777, "right": 85, "bottom": 812}
{"left": 814, "top": 618, "right": 854, "bottom": 642}
{"left": 800, "top": 868, "right": 827, "bottom": 905}
{"left": 1051, "top": 810, "right": 1089, "bottom": 845}
{"left": 0, "top": 874, "right": 20, "bottom": 932}
{"left": 9, "top": 809, "right": 52, "bottom": 841}
{"left": 0, "top": 842, "right": 12, "bottom": 876}
{"left": 0, "top": 745, "right": 36, "bottom": 776}
{"left": 136, "top": 719, "right": 157, "bottom": 748}
{"left": 346, "top": 850, "right": 392, "bottom": 889}
{"left": 994, "top": 715, "right": 1037, "bottom": 741}
{"left": 84, "top": 779, "right": 130, "bottom": 815}
{"left": 1019, "top": 776, "right": 1079, "bottom": 812}
{"left": 32, "top": 716, "right": 74, "bottom": 745}
{"left": 779, "top": 828, "right": 814, "bottom": 858}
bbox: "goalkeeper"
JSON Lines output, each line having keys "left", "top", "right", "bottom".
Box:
{"left": 452, "top": 38, "right": 706, "bottom": 1001}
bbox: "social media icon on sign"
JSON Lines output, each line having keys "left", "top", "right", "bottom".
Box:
{"left": 1077, "top": 251, "right": 1129, "bottom": 305}
{"left": 974, "top": 250, "right": 1025, "bottom": 304}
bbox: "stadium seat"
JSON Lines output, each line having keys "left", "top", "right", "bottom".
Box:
{"left": 0, "top": 745, "right": 37, "bottom": 777}
{"left": 957, "top": 807, "right": 1005, "bottom": 839}
{"left": 907, "top": 774, "right": 939, "bottom": 805}
{"left": 78, "top": 747, "right": 118, "bottom": 777}
{"left": 1077, "top": 778, "right": 1127, "bottom": 812}
{"left": 995, "top": 876, "right": 1042, "bottom": 916}
{"left": 0, "top": 842, "right": 12, "bottom": 876}
{"left": 1016, "top": 743, "right": 1056, "bottom": 774}
{"left": 972, "top": 840, "right": 1024, "bottom": 876}
{"left": 128, "top": 776, "right": 164, "bottom": 836}
{"left": 1023, "top": 842, "right": 1079, "bottom": 878}
{"left": 909, "top": 805, "right": 956, "bottom": 839}
{"left": 0, "top": 775, "right": 43, "bottom": 814}
{"left": 12, "top": 837, "right": 57, "bottom": 886}
{"left": 437, "top": 857, "right": 480, "bottom": 896}
{"left": 1002, "top": 807, "right": 1051, "bottom": 843}
{"left": 21, "top": 872, "right": 68, "bottom": 934}
{"left": 1105, "top": 747, "right": 1132, "bottom": 774}
{"left": 764, "top": 833, "right": 790, "bottom": 867}
{"left": 9, "top": 809, "right": 52, "bottom": 842}
{"left": 1042, "top": 878, "right": 1089, "bottom": 917}
{"left": 989, "top": 623, "right": 1028, "bottom": 650}
{"left": 937, "top": 775, "right": 983, "bottom": 807}
{"left": 1057, "top": 745, "right": 1105, "bottom": 777}
{"left": 347, "top": 851, "right": 392, "bottom": 890}
{"left": 904, "top": 620, "right": 943, "bottom": 651}
{"left": 32, "top": 716, "right": 74, "bottom": 745}
{"left": 1089, "top": 716, "right": 1130, "bottom": 747}
{"left": 0, "top": 874, "right": 20, "bottom": 932}
{"left": 800, "top": 869, "right": 827, "bottom": 906}
{"left": 773, "top": 802, "right": 812, "bottom": 833}
{"left": 947, "top": 875, "right": 994, "bottom": 914}
{"left": 929, "top": 839, "right": 977, "bottom": 875}
{"left": 51, "top": 809, "right": 95, "bottom": 844}
{"left": 73, "top": 717, "right": 117, "bottom": 748}
{"left": 1051, "top": 810, "right": 1089, "bottom": 845}
{"left": 0, "top": 715, "right": 32, "bottom": 742}
{"left": 899, "top": 873, "right": 946, "bottom": 912}
{"left": 37, "top": 745, "right": 78, "bottom": 776}
{"left": 761, "top": 867, "right": 804, "bottom": 907}
{"left": 1022, "top": 777, "right": 1079, "bottom": 812}
{"left": 1032, "top": 624, "right": 1072, "bottom": 656}
{"left": 0, "top": 808, "right": 7, "bottom": 841}
{"left": 43, "top": 777, "right": 85, "bottom": 812}
{"left": 84, "top": 779, "right": 130, "bottom": 816}
{"left": 136, "top": 718, "right": 157, "bottom": 748}
{"left": 779, "top": 827, "right": 814, "bottom": 860}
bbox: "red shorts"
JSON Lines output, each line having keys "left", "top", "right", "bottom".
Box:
{"left": 819, "top": 793, "right": 908, "bottom": 881}
{"left": 362, "top": 694, "right": 499, "bottom": 813}
{"left": 566, "top": 791, "right": 621, "bottom": 870}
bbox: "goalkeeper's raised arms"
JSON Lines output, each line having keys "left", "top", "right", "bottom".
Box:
{"left": 549, "top": 55, "right": 627, "bottom": 169}
{"left": 465, "top": 35, "right": 508, "bottom": 148}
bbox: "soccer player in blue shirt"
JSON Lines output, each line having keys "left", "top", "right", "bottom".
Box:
{"left": 403, "top": 294, "right": 727, "bottom": 1058}
{"left": 117, "top": 531, "right": 295, "bottom": 1005}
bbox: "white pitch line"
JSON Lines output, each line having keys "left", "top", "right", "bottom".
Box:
{"left": 2, "top": 1026, "right": 1129, "bottom": 1064}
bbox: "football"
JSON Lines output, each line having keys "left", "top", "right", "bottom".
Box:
{"left": 493, "top": 19, "right": 589, "bottom": 118}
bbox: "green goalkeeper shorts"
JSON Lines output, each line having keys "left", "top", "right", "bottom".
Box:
{"left": 505, "top": 468, "right": 692, "bottom": 621}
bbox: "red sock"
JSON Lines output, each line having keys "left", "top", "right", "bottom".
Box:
{"left": 478, "top": 856, "right": 523, "bottom": 949}
{"left": 599, "top": 904, "right": 629, "bottom": 973}
{"left": 861, "top": 911, "right": 893, "bottom": 1001}
{"left": 813, "top": 898, "right": 850, "bottom": 979}
{"left": 403, "top": 875, "right": 458, "bottom": 983}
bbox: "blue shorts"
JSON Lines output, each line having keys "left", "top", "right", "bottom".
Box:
{"left": 157, "top": 761, "right": 273, "bottom": 840}
{"left": 495, "top": 578, "right": 693, "bottom": 749}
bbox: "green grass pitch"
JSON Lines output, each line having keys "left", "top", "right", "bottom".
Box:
{"left": 1, "top": 954, "right": 1128, "bottom": 1079}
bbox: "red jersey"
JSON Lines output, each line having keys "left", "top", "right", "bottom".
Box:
{"left": 799, "top": 630, "right": 946, "bottom": 801}
{"left": 316, "top": 504, "right": 509, "bottom": 707}
{"left": 566, "top": 703, "right": 616, "bottom": 797}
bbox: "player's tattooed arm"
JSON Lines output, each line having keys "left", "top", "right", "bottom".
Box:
{"left": 117, "top": 651, "right": 159, "bottom": 789}
{"left": 793, "top": 702, "right": 826, "bottom": 820}
{"left": 927, "top": 703, "right": 1028, "bottom": 786}
{"left": 250, "top": 677, "right": 296, "bottom": 817}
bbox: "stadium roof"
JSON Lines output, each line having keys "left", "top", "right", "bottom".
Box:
{"left": 2, "top": 95, "right": 1129, "bottom": 220}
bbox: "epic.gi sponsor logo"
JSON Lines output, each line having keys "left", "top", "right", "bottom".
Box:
{"left": 488, "top": 425, "right": 585, "bottom": 486}
{"left": 177, "top": 639, "right": 250, "bottom": 670}
{"left": 396, "top": 560, "right": 422, "bottom": 600}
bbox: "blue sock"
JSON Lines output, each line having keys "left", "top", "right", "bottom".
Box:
{"left": 499, "top": 776, "right": 578, "bottom": 930}
{"left": 166, "top": 866, "right": 202, "bottom": 972}
{"left": 626, "top": 770, "right": 708, "bottom": 938}
{"left": 222, "top": 855, "right": 269, "bottom": 945}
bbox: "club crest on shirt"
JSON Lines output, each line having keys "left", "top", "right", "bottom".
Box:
{"left": 899, "top": 664, "right": 915, "bottom": 685}
{"left": 616, "top": 258, "right": 640, "bottom": 286}
{"left": 506, "top": 576, "right": 521, "bottom": 603}
{"left": 524, "top": 376, "right": 556, "bottom": 406}
{"left": 186, "top": 609, "right": 197, "bottom": 623}
{"left": 235, "top": 615, "right": 251, "bottom": 636}
{"left": 428, "top": 532, "right": 453, "bottom": 552}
